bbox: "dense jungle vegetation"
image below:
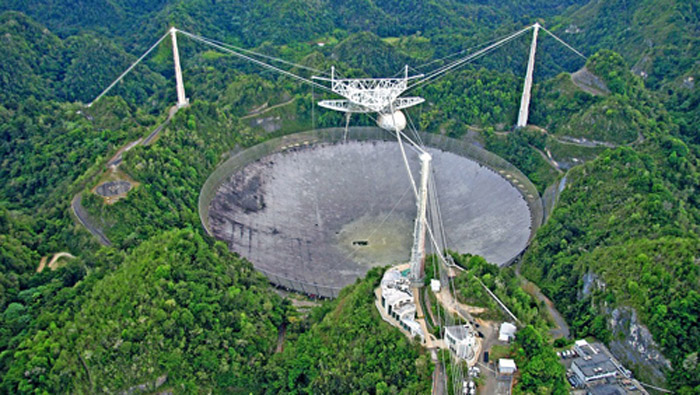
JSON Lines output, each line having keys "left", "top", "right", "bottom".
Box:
{"left": 521, "top": 50, "right": 700, "bottom": 391}
{"left": 1, "top": 0, "right": 698, "bottom": 393}
{"left": 263, "top": 267, "right": 433, "bottom": 393}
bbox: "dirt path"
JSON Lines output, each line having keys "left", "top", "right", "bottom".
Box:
{"left": 37, "top": 256, "right": 48, "bottom": 273}
{"left": 37, "top": 252, "right": 76, "bottom": 273}
{"left": 435, "top": 288, "right": 487, "bottom": 320}
{"left": 48, "top": 252, "right": 75, "bottom": 269}
{"left": 532, "top": 145, "right": 564, "bottom": 173}
{"left": 556, "top": 135, "right": 617, "bottom": 148}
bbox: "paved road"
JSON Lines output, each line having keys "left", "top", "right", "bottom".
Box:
{"left": 516, "top": 264, "right": 570, "bottom": 339}
{"left": 538, "top": 290, "right": 570, "bottom": 339}
{"left": 107, "top": 138, "right": 141, "bottom": 167}
{"left": 556, "top": 135, "right": 617, "bottom": 148}
{"left": 73, "top": 105, "right": 183, "bottom": 244}
{"left": 431, "top": 350, "right": 446, "bottom": 395}
{"left": 143, "top": 105, "right": 179, "bottom": 145}
{"left": 106, "top": 105, "right": 179, "bottom": 167}
{"left": 71, "top": 194, "right": 112, "bottom": 246}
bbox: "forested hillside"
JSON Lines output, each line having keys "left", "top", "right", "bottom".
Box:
{"left": 0, "top": 12, "right": 167, "bottom": 105}
{"left": 522, "top": 52, "right": 700, "bottom": 390}
{"left": 262, "top": 268, "right": 433, "bottom": 393}
{"left": 3, "top": 229, "right": 287, "bottom": 393}
{"left": 0, "top": 0, "right": 698, "bottom": 393}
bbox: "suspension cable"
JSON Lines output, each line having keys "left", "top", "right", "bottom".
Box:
{"left": 87, "top": 30, "right": 171, "bottom": 107}
{"left": 539, "top": 25, "right": 587, "bottom": 59}
{"left": 413, "top": 27, "right": 532, "bottom": 73}
{"left": 178, "top": 30, "right": 328, "bottom": 75}
{"left": 415, "top": 27, "right": 529, "bottom": 88}
{"left": 411, "top": 25, "right": 533, "bottom": 89}
{"left": 389, "top": 107, "right": 420, "bottom": 199}
{"left": 177, "top": 29, "right": 334, "bottom": 93}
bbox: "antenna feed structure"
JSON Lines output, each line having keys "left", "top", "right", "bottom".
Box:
{"left": 312, "top": 65, "right": 424, "bottom": 123}
{"left": 377, "top": 111, "right": 407, "bottom": 132}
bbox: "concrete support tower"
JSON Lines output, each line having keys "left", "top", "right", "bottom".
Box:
{"left": 410, "top": 152, "right": 432, "bottom": 284}
{"left": 516, "top": 23, "right": 540, "bottom": 128}
{"left": 170, "top": 27, "right": 189, "bottom": 108}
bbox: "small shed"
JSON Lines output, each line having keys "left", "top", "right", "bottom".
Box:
{"left": 430, "top": 279, "right": 441, "bottom": 293}
{"left": 498, "top": 358, "right": 517, "bottom": 375}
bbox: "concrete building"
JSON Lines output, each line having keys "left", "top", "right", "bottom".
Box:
{"left": 379, "top": 268, "right": 424, "bottom": 340}
{"left": 499, "top": 322, "right": 517, "bottom": 342}
{"left": 574, "top": 339, "right": 596, "bottom": 356}
{"left": 587, "top": 384, "right": 626, "bottom": 395}
{"left": 498, "top": 358, "right": 517, "bottom": 375}
{"left": 445, "top": 324, "right": 477, "bottom": 360}
{"left": 571, "top": 352, "right": 618, "bottom": 383}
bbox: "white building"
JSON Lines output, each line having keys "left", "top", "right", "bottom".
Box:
{"left": 498, "top": 358, "right": 517, "bottom": 375}
{"left": 445, "top": 324, "right": 477, "bottom": 360}
{"left": 430, "top": 279, "right": 441, "bottom": 293}
{"left": 380, "top": 268, "right": 424, "bottom": 341}
{"left": 574, "top": 339, "right": 596, "bottom": 356}
{"left": 498, "top": 322, "right": 517, "bottom": 342}
{"left": 571, "top": 352, "right": 618, "bottom": 383}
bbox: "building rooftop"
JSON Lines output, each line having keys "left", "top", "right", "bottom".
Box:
{"left": 403, "top": 317, "right": 422, "bottom": 333}
{"left": 383, "top": 287, "right": 412, "bottom": 306}
{"left": 499, "top": 322, "right": 517, "bottom": 342}
{"left": 573, "top": 352, "right": 617, "bottom": 378}
{"left": 588, "top": 384, "right": 626, "bottom": 395}
{"left": 382, "top": 268, "right": 414, "bottom": 306}
{"left": 498, "top": 358, "right": 517, "bottom": 370}
{"left": 393, "top": 300, "right": 416, "bottom": 317}
{"left": 379, "top": 266, "right": 424, "bottom": 340}
{"left": 574, "top": 338, "right": 600, "bottom": 357}
{"left": 446, "top": 325, "right": 473, "bottom": 341}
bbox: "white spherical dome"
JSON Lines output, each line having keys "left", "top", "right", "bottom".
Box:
{"left": 377, "top": 111, "right": 407, "bottom": 132}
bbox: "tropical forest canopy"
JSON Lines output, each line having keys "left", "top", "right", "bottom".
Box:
{"left": 0, "top": 0, "right": 698, "bottom": 393}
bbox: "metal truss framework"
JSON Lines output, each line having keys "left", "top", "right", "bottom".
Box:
{"left": 313, "top": 66, "right": 424, "bottom": 113}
